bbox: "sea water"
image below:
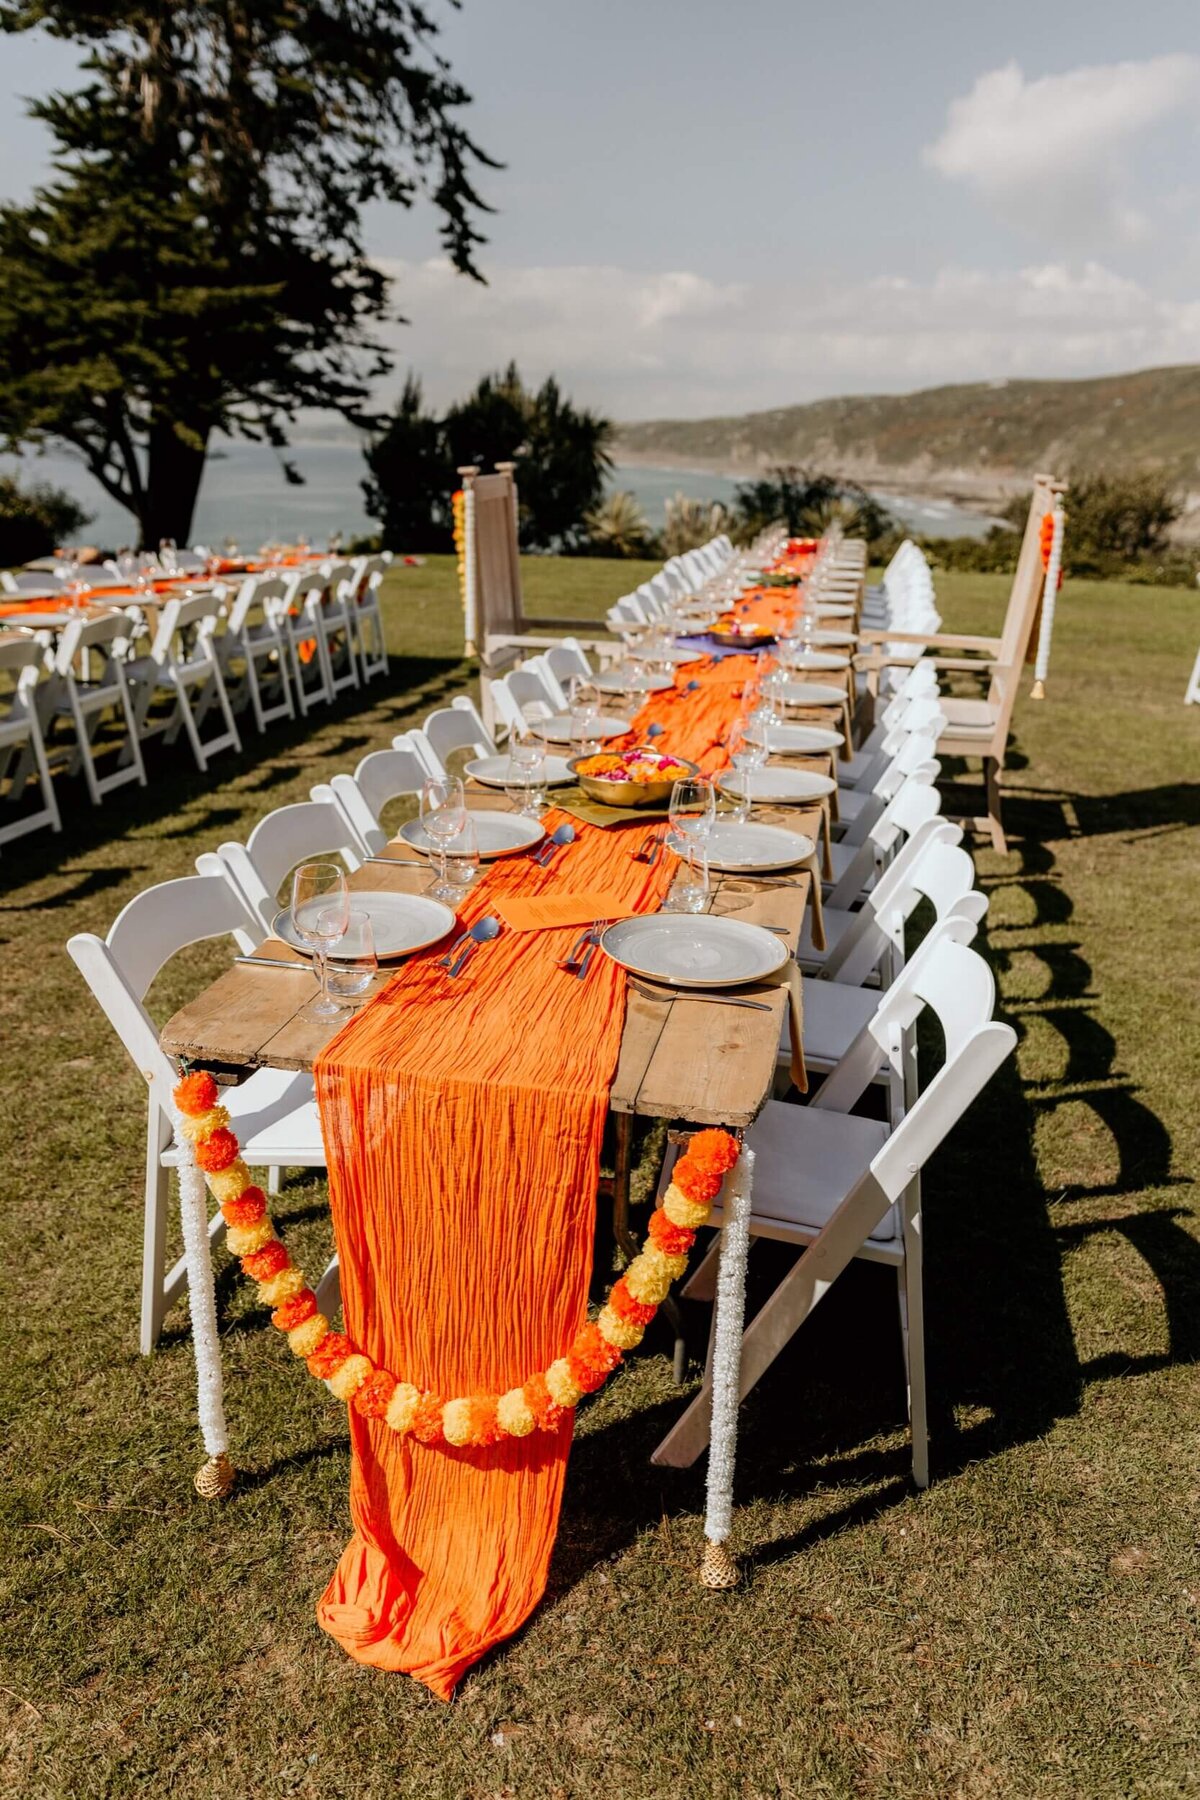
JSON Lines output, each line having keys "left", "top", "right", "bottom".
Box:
{"left": 1, "top": 440, "right": 1000, "bottom": 551}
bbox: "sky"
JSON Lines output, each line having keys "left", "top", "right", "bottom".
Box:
{"left": 1, "top": 0, "right": 1199, "bottom": 422}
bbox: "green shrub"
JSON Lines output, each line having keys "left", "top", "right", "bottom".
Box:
{"left": 0, "top": 474, "right": 91, "bottom": 567}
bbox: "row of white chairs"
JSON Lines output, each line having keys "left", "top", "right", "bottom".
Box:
{"left": 0, "top": 555, "right": 391, "bottom": 852}
{"left": 606, "top": 532, "right": 737, "bottom": 633}
{"left": 655, "top": 673, "right": 1010, "bottom": 1487}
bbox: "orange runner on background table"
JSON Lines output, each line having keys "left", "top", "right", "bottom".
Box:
{"left": 311, "top": 552, "right": 822, "bottom": 1696}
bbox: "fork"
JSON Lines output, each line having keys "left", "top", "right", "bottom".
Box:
{"left": 574, "top": 923, "right": 611, "bottom": 980}
{"left": 556, "top": 927, "right": 594, "bottom": 974}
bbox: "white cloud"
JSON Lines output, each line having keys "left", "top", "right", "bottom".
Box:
{"left": 372, "top": 256, "right": 1200, "bottom": 419}
{"left": 924, "top": 55, "right": 1200, "bottom": 245}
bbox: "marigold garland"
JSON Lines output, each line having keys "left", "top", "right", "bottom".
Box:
{"left": 173, "top": 1074, "right": 740, "bottom": 1450}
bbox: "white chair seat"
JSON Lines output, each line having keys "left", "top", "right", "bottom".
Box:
{"left": 161, "top": 1067, "right": 324, "bottom": 1168}
{"left": 779, "top": 975, "right": 883, "bottom": 1070}
{"left": 715, "top": 1100, "right": 897, "bottom": 1247}
{"left": 940, "top": 697, "right": 996, "bottom": 732}
{"left": 797, "top": 904, "right": 856, "bottom": 967}
{"left": 835, "top": 786, "right": 869, "bottom": 823}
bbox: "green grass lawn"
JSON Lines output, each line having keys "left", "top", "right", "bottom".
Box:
{"left": 2, "top": 559, "right": 1199, "bottom": 1798}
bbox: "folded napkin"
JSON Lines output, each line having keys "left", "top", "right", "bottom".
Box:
{"left": 764, "top": 959, "right": 807, "bottom": 1093}
{"left": 492, "top": 890, "right": 644, "bottom": 934}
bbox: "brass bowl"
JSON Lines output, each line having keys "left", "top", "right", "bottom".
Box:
{"left": 710, "top": 628, "right": 776, "bottom": 650}
{"left": 567, "top": 753, "right": 699, "bottom": 808}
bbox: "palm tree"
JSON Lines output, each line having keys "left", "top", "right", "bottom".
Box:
{"left": 583, "top": 489, "right": 654, "bottom": 558}
{"left": 663, "top": 494, "right": 730, "bottom": 557}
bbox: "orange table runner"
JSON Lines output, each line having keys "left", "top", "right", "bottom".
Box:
{"left": 311, "top": 554, "right": 819, "bottom": 1697}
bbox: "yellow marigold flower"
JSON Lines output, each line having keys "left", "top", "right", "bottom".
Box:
{"left": 597, "top": 1305, "right": 645, "bottom": 1351}
{"left": 225, "top": 1218, "right": 275, "bottom": 1257}
{"left": 287, "top": 1314, "right": 328, "bottom": 1358}
{"left": 206, "top": 1160, "right": 252, "bottom": 1204}
{"left": 662, "top": 1182, "right": 710, "bottom": 1230}
{"left": 257, "top": 1267, "right": 306, "bottom": 1307}
{"left": 497, "top": 1388, "right": 536, "bottom": 1437}
{"left": 178, "top": 1105, "right": 231, "bottom": 1144}
{"left": 545, "top": 1359, "right": 584, "bottom": 1409}
{"left": 327, "top": 1354, "right": 372, "bottom": 1402}
{"left": 624, "top": 1254, "right": 672, "bottom": 1307}
{"left": 386, "top": 1382, "right": 421, "bottom": 1435}
{"left": 442, "top": 1398, "right": 474, "bottom": 1447}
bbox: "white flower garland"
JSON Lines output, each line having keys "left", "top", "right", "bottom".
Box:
{"left": 704, "top": 1145, "right": 755, "bottom": 1552}
{"left": 170, "top": 1104, "right": 230, "bottom": 1462}
{"left": 1032, "top": 505, "right": 1065, "bottom": 698}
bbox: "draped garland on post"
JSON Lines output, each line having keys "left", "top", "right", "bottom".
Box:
{"left": 168, "top": 1070, "right": 741, "bottom": 1481}
{"left": 1031, "top": 504, "right": 1066, "bottom": 700}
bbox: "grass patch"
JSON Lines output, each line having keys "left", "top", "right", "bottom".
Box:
{"left": 2, "top": 560, "right": 1199, "bottom": 1797}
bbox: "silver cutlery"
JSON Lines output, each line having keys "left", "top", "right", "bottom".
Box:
{"left": 447, "top": 914, "right": 501, "bottom": 979}
{"left": 438, "top": 923, "right": 474, "bottom": 969}
{"left": 631, "top": 829, "right": 664, "bottom": 866}
{"left": 533, "top": 822, "right": 576, "bottom": 866}
{"left": 628, "top": 977, "right": 771, "bottom": 1012}
{"left": 234, "top": 954, "right": 308, "bottom": 970}
{"left": 575, "top": 928, "right": 609, "bottom": 981}
{"left": 559, "top": 921, "right": 609, "bottom": 978}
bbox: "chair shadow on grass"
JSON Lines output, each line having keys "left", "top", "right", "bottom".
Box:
{"left": 551, "top": 778, "right": 1192, "bottom": 1590}
{"left": 0, "top": 651, "right": 469, "bottom": 892}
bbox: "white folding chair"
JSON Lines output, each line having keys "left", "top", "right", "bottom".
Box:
{"left": 317, "top": 735, "right": 431, "bottom": 856}
{"left": 345, "top": 553, "right": 390, "bottom": 683}
{"left": 125, "top": 592, "right": 242, "bottom": 771}
{"left": 655, "top": 935, "right": 1016, "bottom": 1487}
{"left": 488, "top": 667, "right": 559, "bottom": 741}
{"left": 50, "top": 611, "right": 148, "bottom": 805}
{"left": 0, "top": 637, "right": 62, "bottom": 847}
{"left": 542, "top": 637, "right": 593, "bottom": 689}
{"left": 212, "top": 798, "right": 364, "bottom": 935}
{"left": 798, "top": 825, "right": 987, "bottom": 985}
{"left": 293, "top": 561, "right": 361, "bottom": 704}
{"left": 68, "top": 873, "right": 328, "bottom": 1353}
{"left": 420, "top": 695, "right": 496, "bottom": 774}
{"left": 835, "top": 728, "right": 940, "bottom": 830}
{"left": 219, "top": 574, "right": 298, "bottom": 732}
{"left": 823, "top": 775, "right": 944, "bottom": 909}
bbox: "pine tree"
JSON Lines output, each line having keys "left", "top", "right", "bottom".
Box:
{"left": 0, "top": 2, "right": 494, "bottom": 545}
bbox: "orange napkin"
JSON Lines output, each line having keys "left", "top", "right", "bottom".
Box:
{"left": 492, "top": 890, "right": 645, "bottom": 934}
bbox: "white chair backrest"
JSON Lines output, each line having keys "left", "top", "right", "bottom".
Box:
{"left": 53, "top": 609, "right": 136, "bottom": 675}
{"left": 327, "top": 742, "right": 430, "bottom": 856}
{"left": 67, "top": 873, "right": 259, "bottom": 1116}
{"left": 216, "top": 800, "right": 364, "bottom": 934}
{"left": 228, "top": 572, "right": 299, "bottom": 632}
{"left": 828, "top": 821, "right": 975, "bottom": 986}
{"left": 420, "top": 698, "right": 495, "bottom": 769}
{"left": 543, "top": 638, "right": 592, "bottom": 687}
{"left": 523, "top": 654, "right": 568, "bottom": 711}
{"left": 868, "top": 775, "right": 943, "bottom": 855}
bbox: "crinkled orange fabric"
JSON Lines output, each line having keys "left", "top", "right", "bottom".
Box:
{"left": 311, "top": 573, "right": 808, "bottom": 1697}
{"left": 313, "top": 813, "right": 674, "bottom": 1695}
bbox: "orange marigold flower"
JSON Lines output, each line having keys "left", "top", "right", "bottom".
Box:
{"left": 686, "top": 1129, "right": 740, "bottom": 1175}
{"left": 306, "top": 1331, "right": 353, "bottom": 1380}
{"left": 567, "top": 1322, "right": 622, "bottom": 1393}
{"left": 353, "top": 1370, "right": 399, "bottom": 1420}
{"left": 175, "top": 1070, "right": 218, "bottom": 1116}
{"left": 608, "top": 1278, "right": 657, "bottom": 1326}
{"left": 410, "top": 1392, "right": 446, "bottom": 1445}
{"left": 466, "top": 1395, "right": 504, "bottom": 1447}
{"left": 221, "top": 1187, "right": 267, "bottom": 1229}
{"left": 242, "top": 1240, "right": 290, "bottom": 1282}
{"left": 523, "top": 1371, "right": 565, "bottom": 1432}
{"left": 648, "top": 1208, "right": 695, "bottom": 1257}
{"left": 672, "top": 1158, "right": 722, "bottom": 1204}
{"left": 271, "top": 1289, "right": 317, "bottom": 1332}
{"left": 194, "top": 1127, "right": 240, "bottom": 1173}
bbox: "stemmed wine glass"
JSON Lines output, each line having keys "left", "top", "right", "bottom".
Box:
{"left": 668, "top": 776, "right": 717, "bottom": 914}
{"left": 505, "top": 732, "right": 545, "bottom": 817}
{"left": 420, "top": 775, "right": 467, "bottom": 901}
{"left": 291, "top": 861, "right": 350, "bottom": 1017}
{"left": 726, "top": 716, "right": 767, "bottom": 823}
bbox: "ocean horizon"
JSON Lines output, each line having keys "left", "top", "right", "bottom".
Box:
{"left": 1, "top": 439, "right": 1000, "bottom": 551}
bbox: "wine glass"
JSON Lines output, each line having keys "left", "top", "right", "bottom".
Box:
{"left": 420, "top": 775, "right": 467, "bottom": 900}
{"left": 505, "top": 736, "right": 545, "bottom": 817}
{"left": 668, "top": 777, "right": 717, "bottom": 915}
{"left": 324, "top": 908, "right": 378, "bottom": 1004}
{"left": 445, "top": 815, "right": 480, "bottom": 889}
{"left": 726, "top": 717, "right": 767, "bottom": 823}
{"left": 158, "top": 538, "right": 178, "bottom": 575}
{"left": 568, "top": 683, "right": 601, "bottom": 756}
{"left": 291, "top": 862, "right": 350, "bottom": 1017}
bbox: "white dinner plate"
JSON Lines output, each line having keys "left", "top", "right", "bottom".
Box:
{"left": 746, "top": 721, "right": 845, "bottom": 754}
{"left": 647, "top": 647, "right": 704, "bottom": 666}
{"left": 465, "top": 753, "right": 575, "bottom": 789}
{"left": 594, "top": 671, "right": 675, "bottom": 695}
{"left": 667, "top": 820, "right": 816, "bottom": 872}
{"left": 272, "top": 892, "right": 455, "bottom": 961}
{"left": 601, "top": 914, "right": 788, "bottom": 989}
{"left": 808, "top": 630, "right": 858, "bottom": 647}
{"left": 782, "top": 650, "right": 851, "bottom": 672}
{"left": 717, "top": 767, "right": 837, "bottom": 803}
{"left": 399, "top": 810, "right": 544, "bottom": 858}
{"left": 533, "top": 713, "right": 631, "bottom": 744}
{"left": 809, "top": 602, "right": 856, "bottom": 618}
{"left": 778, "top": 680, "right": 847, "bottom": 706}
